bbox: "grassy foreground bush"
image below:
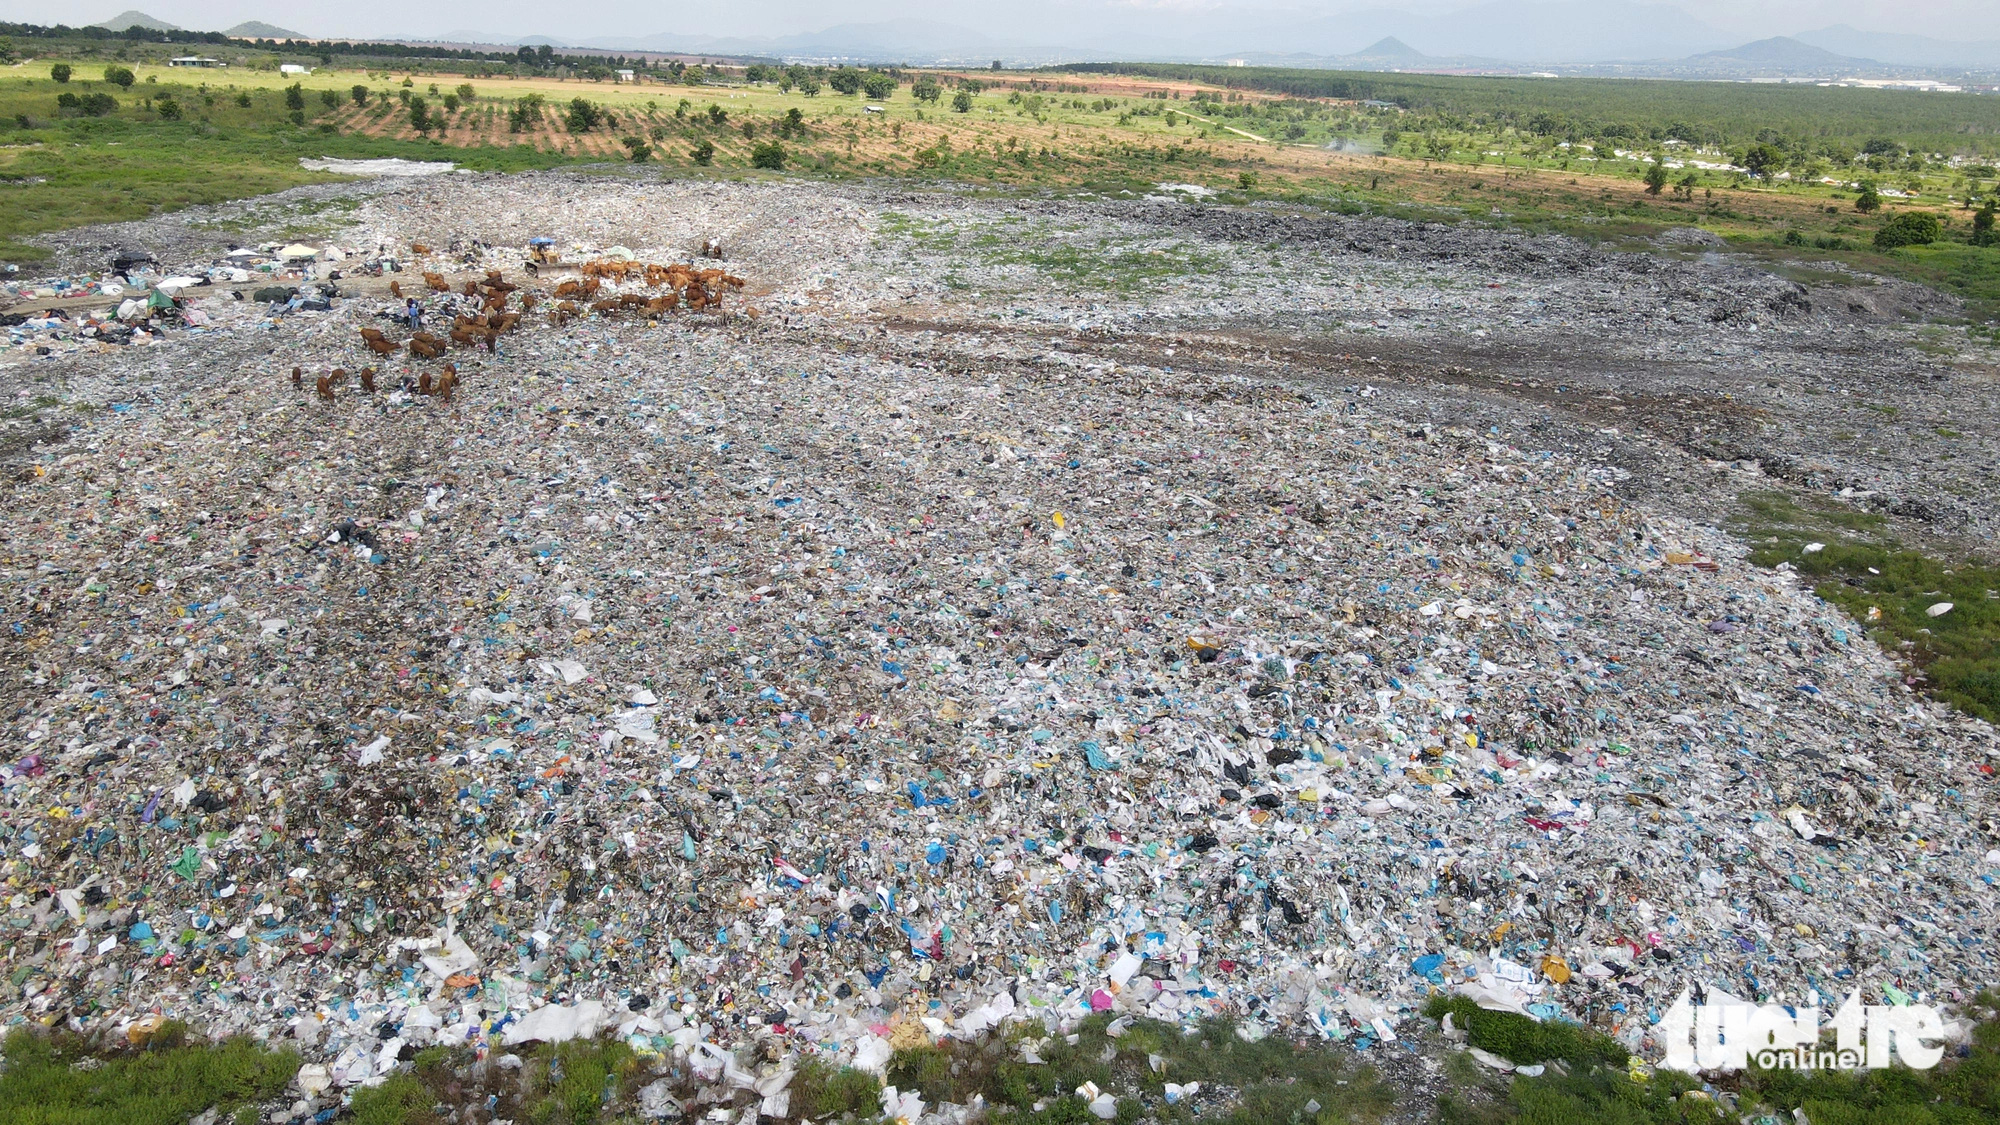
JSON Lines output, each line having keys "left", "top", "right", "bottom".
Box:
{"left": 0, "top": 1024, "right": 299, "bottom": 1125}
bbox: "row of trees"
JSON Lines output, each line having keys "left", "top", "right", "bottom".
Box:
{"left": 1063, "top": 63, "right": 2000, "bottom": 159}
{"left": 1397, "top": 118, "right": 1962, "bottom": 185}
{"left": 743, "top": 65, "right": 902, "bottom": 99}
{"left": 54, "top": 90, "right": 117, "bottom": 116}
{"left": 52, "top": 75, "right": 467, "bottom": 131}
{"left": 49, "top": 62, "right": 133, "bottom": 86}
{"left": 4, "top": 20, "right": 683, "bottom": 77}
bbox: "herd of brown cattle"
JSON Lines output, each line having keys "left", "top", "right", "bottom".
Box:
{"left": 308, "top": 256, "right": 745, "bottom": 403}
{"left": 295, "top": 361, "right": 456, "bottom": 404}
{"left": 553, "top": 259, "right": 745, "bottom": 314}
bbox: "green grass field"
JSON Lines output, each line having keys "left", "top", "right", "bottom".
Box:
{"left": 0, "top": 66, "right": 586, "bottom": 261}
{"left": 7, "top": 54, "right": 2000, "bottom": 323}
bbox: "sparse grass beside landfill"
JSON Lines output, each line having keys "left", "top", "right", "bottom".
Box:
{"left": 1735, "top": 490, "right": 2000, "bottom": 724}
{"left": 0, "top": 1023, "right": 299, "bottom": 1125}
{"left": 1448, "top": 991, "right": 2000, "bottom": 1125}
{"left": 878, "top": 212, "right": 1231, "bottom": 294}
{"left": 9, "top": 1000, "right": 1999, "bottom": 1125}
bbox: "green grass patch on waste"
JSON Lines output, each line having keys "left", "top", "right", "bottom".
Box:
{"left": 1735, "top": 994, "right": 2000, "bottom": 1125}
{"left": 789, "top": 1059, "right": 886, "bottom": 1121}
{"left": 0, "top": 1023, "right": 300, "bottom": 1125}
{"left": 1448, "top": 991, "right": 2000, "bottom": 1125}
{"left": 876, "top": 1011, "right": 1395, "bottom": 1125}
{"left": 525, "top": 1038, "right": 637, "bottom": 1125}
{"left": 876, "top": 212, "right": 1229, "bottom": 294}
{"left": 1422, "top": 995, "right": 1630, "bottom": 1069}
{"left": 347, "top": 1072, "right": 438, "bottom": 1125}
{"left": 1440, "top": 1063, "right": 1728, "bottom": 1125}
{"left": 347, "top": 1036, "right": 646, "bottom": 1125}
{"left": 1734, "top": 490, "right": 2000, "bottom": 724}
{"left": 12, "top": 1000, "right": 2000, "bottom": 1125}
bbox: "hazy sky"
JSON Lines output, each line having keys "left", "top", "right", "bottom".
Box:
{"left": 13, "top": 0, "right": 1999, "bottom": 47}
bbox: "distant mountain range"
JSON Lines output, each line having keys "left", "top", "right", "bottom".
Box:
{"left": 225, "top": 21, "right": 308, "bottom": 40}
{"left": 449, "top": 19, "right": 1016, "bottom": 64}
{"left": 1345, "top": 37, "right": 1431, "bottom": 64}
{"left": 1795, "top": 25, "right": 2000, "bottom": 70}
{"left": 1689, "top": 35, "right": 1862, "bottom": 68}
{"left": 91, "top": 10, "right": 178, "bottom": 32}
{"left": 91, "top": 11, "right": 308, "bottom": 38}
{"left": 75, "top": 7, "right": 2000, "bottom": 75}
{"left": 462, "top": 5, "right": 1731, "bottom": 66}
{"left": 1696, "top": 36, "right": 1848, "bottom": 65}
{"left": 1231, "top": 32, "right": 1898, "bottom": 78}
{"left": 1284, "top": 2, "right": 1728, "bottom": 63}
{"left": 1226, "top": 36, "right": 1514, "bottom": 73}
{"left": 453, "top": 4, "right": 1959, "bottom": 72}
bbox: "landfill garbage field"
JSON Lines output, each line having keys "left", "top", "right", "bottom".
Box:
{"left": 0, "top": 171, "right": 1997, "bottom": 1124}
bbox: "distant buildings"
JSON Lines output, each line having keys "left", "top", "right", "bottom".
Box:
{"left": 168, "top": 57, "right": 221, "bottom": 68}
{"left": 1821, "top": 77, "right": 1964, "bottom": 92}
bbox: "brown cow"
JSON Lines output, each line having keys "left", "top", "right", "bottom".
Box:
{"left": 359, "top": 327, "right": 400, "bottom": 356}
